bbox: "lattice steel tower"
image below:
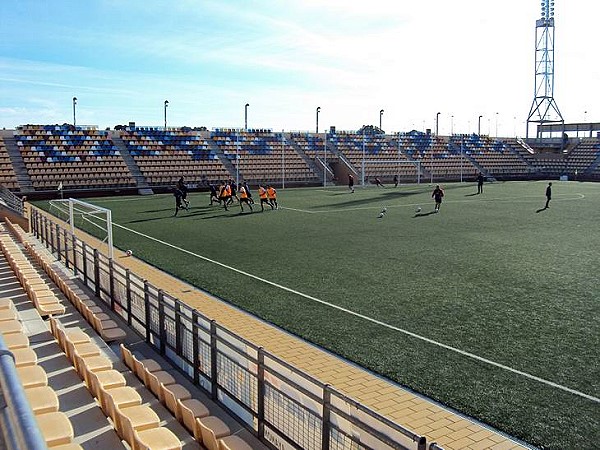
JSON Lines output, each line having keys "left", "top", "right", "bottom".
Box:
{"left": 526, "top": 0, "right": 563, "bottom": 138}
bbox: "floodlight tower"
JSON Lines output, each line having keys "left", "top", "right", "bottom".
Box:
{"left": 526, "top": 0, "right": 563, "bottom": 139}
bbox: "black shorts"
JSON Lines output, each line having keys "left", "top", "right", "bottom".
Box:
{"left": 240, "top": 198, "right": 251, "bottom": 204}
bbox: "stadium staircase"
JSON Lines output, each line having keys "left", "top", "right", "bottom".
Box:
{"left": 502, "top": 141, "right": 534, "bottom": 169}
{"left": 286, "top": 135, "right": 329, "bottom": 183}
{"left": 204, "top": 138, "right": 236, "bottom": 179}
{"left": 0, "top": 130, "right": 34, "bottom": 195}
{"left": 110, "top": 132, "right": 154, "bottom": 195}
{"left": 448, "top": 141, "right": 490, "bottom": 178}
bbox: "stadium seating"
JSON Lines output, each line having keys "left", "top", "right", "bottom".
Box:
{"left": 450, "top": 135, "right": 531, "bottom": 179}
{"left": 0, "top": 136, "right": 19, "bottom": 190}
{"left": 14, "top": 125, "right": 135, "bottom": 191}
{"left": 323, "top": 131, "right": 419, "bottom": 182}
{"left": 210, "top": 129, "right": 319, "bottom": 184}
{"left": 120, "top": 127, "right": 231, "bottom": 187}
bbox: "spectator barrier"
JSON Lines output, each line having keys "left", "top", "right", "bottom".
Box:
{"left": 30, "top": 206, "right": 429, "bottom": 450}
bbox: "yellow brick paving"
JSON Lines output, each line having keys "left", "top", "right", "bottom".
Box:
{"left": 31, "top": 207, "right": 526, "bottom": 450}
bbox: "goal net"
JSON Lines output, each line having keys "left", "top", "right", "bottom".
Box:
{"left": 48, "top": 198, "right": 114, "bottom": 259}
{"left": 359, "top": 160, "right": 422, "bottom": 185}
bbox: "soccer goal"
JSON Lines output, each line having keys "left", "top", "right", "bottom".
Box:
{"left": 48, "top": 198, "right": 114, "bottom": 259}
{"left": 359, "top": 160, "right": 422, "bottom": 185}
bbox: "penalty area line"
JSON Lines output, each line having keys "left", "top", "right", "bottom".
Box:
{"left": 113, "top": 221, "right": 599, "bottom": 405}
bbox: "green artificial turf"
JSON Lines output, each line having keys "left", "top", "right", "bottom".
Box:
{"left": 36, "top": 180, "right": 600, "bottom": 449}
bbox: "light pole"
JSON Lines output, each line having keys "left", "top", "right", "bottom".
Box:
{"left": 451, "top": 115, "right": 454, "bottom": 135}
{"left": 72, "top": 97, "right": 77, "bottom": 127}
{"left": 435, "top": 112, "right": 441, "bottom": 136}
{"left": 361, "top": 129, "right": 366, "bottom": 187}
{"left": 316, "top": 107, "right": 321, "bottom": 133}
{"left": 379, "top": 109, "right": 384, "bottom": 130}
{"left": 323, "top": 129, "right": 327, "bottom": 187}
{"left": 478, "top": 115, "right": 483, "bottom": 135}
{"left": 244, "top": 103, "right": 249, "bottom": 130}
{"left": 164, "top": 100, "right": 169, "bottom": 128}
{"left": 495, "top": 112, "right": 499, "bottom": 138}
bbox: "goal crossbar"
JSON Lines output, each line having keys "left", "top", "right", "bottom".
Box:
{"left": 48, "top": 198, "right": 114, "bottom": 259}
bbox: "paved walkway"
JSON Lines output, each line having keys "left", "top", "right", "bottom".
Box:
{"left": 32, "top": 207, "right": 527, "bottom": 450}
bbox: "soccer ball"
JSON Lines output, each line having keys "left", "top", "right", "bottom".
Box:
{"left": 377, "top": 213, "right": 384, "bottom": 218}
{"left": 416, "top": 206, "right": 422, "bottom": 213}
{"left": 126, "top": 249, "right": 133, "bottom": 256}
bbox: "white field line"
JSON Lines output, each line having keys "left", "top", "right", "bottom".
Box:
{"left": 280, "top": 193, "right": 585, "bottom": 214}
{"left": 113, "top": 221, "right": 599, "bottom": 404}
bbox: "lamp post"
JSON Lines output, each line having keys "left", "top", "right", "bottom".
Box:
{"left": 495, "top": 112, "right": 499, "bottom": 138}
{"left": 435, "top": 112, "right": 441, "bottom": 136}
{"left": 164, "top": 100, "right": 169, "bottom": 128}
{"left": 323, "top": 129, "right": 327, "bottom": 188}
{"left": 72, "top": 97, "right": 77, "bottom": 127}
{"left": 379, "top": 109, "right": 384, "bottom": 130}
{"left": 316, "top": 107, "right": 321, "bottom": 133}
{"left": 244, "top": 103, "right": 249, "bottom": 130}
{"left": 451, "top": 115, "right": 454, "bottom": 135}
{"left": 478, "top": 115, "right": 483, "bottom": 135}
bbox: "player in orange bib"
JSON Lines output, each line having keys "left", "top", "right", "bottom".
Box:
{"left": 239, "top": 185, "right": 253, "bottom": 213}
{"left": 258, "top": 185, "right": 269, "bottom": 212}
{"left": 267, "top": 185, "right": 278, "bottom": 210}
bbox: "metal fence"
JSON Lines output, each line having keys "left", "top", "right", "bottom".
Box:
{"left": 0, "top": 186, "right": 24, "bottom": 217}
{"left": 0, "top": 335, "right": 47, "bottom": 450}
{"left": 31, "top": 207, "right": 428, "bottom": 450}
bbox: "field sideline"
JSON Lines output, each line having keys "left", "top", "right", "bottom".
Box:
{"left": 39, "top": 180, "right": 600, "bottom": 449}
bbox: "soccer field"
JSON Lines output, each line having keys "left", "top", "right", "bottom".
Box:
{"left": 39, "top": 180, "right": 600, "bottom": 449}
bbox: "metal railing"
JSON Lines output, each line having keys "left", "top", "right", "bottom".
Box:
{"left": 0, "top": 335, "right": 47, "bottom": 450}
{"left": 0, "top": 186, "right": 24, "bottom": 217}
{"left": 31, "top": 207, "right": 429, "bottom": 450}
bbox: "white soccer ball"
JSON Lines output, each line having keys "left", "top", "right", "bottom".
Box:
{"left": 416, "top": 206, "right": 422, "bottom": 213}
{"left": 378, "top": 212, "right": 384, "bottom": 218}
{"left": 126, "top": 249, "right": 133, "bottom": 256}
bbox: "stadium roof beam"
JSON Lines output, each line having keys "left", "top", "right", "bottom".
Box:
{"left": 526, "top": 0, "right": 564, "bottom": 140}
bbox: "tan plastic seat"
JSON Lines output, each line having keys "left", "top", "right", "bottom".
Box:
{"left": 0, "top": 298, "right": 15, "bottom": 310}
{"left": 74, "top": 354, "right": 112, "bottom": 386}
{"left": 197, "top": 416, "right": 231, "bottom": 450}
{"left": 178, "top": 398, "right": 209, "bottom": 437}
{"left": 0, "top": 319, "right": 23, "bottom": 335}
{"left": 70, "top": 341, "right": 101, "bottom": 370}
{"left": 116, "top": 404, "right": 160, "bottom": 446}
{"left": 161, "top": 383, "right": 191, "bottom": 420}
{"left": 132, "top": 354, "right": 161, "bottom": 382}
{"left": 91, "top": 314, "right": 126, "bottom": 342}
{"left": 24, "top": 385, "right": 60, "bottom": 415}
{"left": 88, "top": 369, "right": 126, "bottom": 399}
{"left": 146, "top": 370, "right": 176, "bottom": 400}
{"left": 218, "top": 435, "right": 254, "bottom": 450}
{"left": 101, "top": 385, "right": 142, "bottom": 422}
{"left": 3, "top": 331, "right": 29, "bottom": 350}
{"left": 35, "top": 411, "right": 74, "bottom": 447}
{"left": 12, "top": 347, "right": 38, "bottom": 367}
{"left": 0, "top": 308, "right": 17, "bottom": 322}
{"left": 133, "top": 426, "right": 182, "bottom": 450}
{"left": 16, "top": 365, "right": 48, "bottom": 388}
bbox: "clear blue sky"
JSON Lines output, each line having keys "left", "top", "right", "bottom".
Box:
{"left": 0, "top": 0, "right": 597, "bottom": 136}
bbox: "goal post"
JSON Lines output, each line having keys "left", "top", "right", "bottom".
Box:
{"left": 48, "top": 198, "right": 114, "bottom": 259}
{"left": 360, "top": 159, "right": 422, "bottom": 185}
